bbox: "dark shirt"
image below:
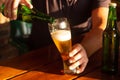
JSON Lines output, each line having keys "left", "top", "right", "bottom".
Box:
{"left": 28, "top": 0, "right": 110, "bottom": 50}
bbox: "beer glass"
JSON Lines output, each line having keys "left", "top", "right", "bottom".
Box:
{"left": 49, "top": 18, "right": 78, "bottom": 74}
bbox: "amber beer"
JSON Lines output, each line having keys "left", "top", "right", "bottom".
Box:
{"left": 51, "top": 30, "right": 77, "bottom": 74}
{"left": 51, "top": 30, "right": 72, "bottom": 59}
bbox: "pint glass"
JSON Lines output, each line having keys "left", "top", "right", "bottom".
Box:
{"left": 49, "top": 18, "right": 78, "bottom": 74}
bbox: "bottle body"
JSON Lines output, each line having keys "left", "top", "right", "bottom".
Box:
{"left": 102, "top": 27, "right": 119, "bottom": 74}
{"left": 102, "top": 3, "right": 119, "bottom": 74}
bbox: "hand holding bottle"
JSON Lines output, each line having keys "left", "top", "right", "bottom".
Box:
{"left": 0, "top": 0, "right": 33, "bottom": 20}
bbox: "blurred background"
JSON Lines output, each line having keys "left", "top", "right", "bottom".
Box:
{"left": 0, "top": 0, "right": 120, "bottom": 61}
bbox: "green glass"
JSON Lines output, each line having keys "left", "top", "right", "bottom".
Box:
{"left": 0, "top": 4, "right": 55, "bottom": 23}
{"left": 18, "top": 5, "right": 55, "bottom": 23}
{"left": 102, "top": 3, "right": 120, "bottom": 74}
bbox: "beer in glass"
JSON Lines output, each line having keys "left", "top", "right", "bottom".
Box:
{"left": 49, "top": 18, "right": 78, "bottom": 74}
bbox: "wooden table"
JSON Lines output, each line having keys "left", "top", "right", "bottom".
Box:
{"left": 0, "top": 43, "right": 120, "bottom": 80}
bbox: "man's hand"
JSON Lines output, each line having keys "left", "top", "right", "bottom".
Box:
{"left": 69, "top": 43, "right": 88, "bottom": 74}
{"left": 0, "top": 0, "right": 33, "bottom": 20}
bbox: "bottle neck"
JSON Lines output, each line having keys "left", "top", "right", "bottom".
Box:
{"left": 18, "top": 5, "right": 55, "bottom": 23}
{"left": 107, "top": 5, "right": 117, "bottom": 29}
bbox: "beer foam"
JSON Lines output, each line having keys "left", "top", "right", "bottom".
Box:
{"left": 60, "top": 21, "right": 67, "bottom": 29}
{"left": 52, "top": 30, "right": 71, "bottom": 41}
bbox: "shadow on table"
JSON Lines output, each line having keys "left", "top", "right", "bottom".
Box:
{"left": 0, "top": 44, "right": 120, "bottom": 80}
{"left": 0, "top": 44, "right": 105, "bottom": 78}
{"left": 0, "top": 44, "right": 64, "bottom": 74}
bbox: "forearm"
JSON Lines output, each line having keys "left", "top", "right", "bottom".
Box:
{"left": 81, "top": 26, "right": 103, "bottom": 57}
{"left": 81, "top": 7, "right": 109, "bottom": 57}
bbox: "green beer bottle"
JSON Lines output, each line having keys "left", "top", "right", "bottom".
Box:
{"left": 102, "top": 3, "right": 119, "bottom": 74}
{"left": 17, "top": 5, "right": 55, "bottom": 23}
{"left": 0, "top": 4, "right": 55, "bottom": 23}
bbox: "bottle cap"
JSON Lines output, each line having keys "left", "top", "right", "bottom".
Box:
{"left": 109, "top": 3, "right": 117, "bottom": 8}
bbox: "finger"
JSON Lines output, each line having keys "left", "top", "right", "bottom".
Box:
{"left": 69, "top": 44, "right": 82, "bottom": 57}
{"left": 4, "top": 0, "right": 9, "bottom": 17}
{"left": 69, "top": 52, "right": 82, "bottom": 63}
{"left": 0, "top": 0, "right": 5, "bottom": 6}
{"left": 76, "top": 61, "right": 88, "bottom": 73}
{"left": 69, "top": 57, "right": 88, "bottom": 73}
{"left": 12, "top": 0, "right": 21, "bottom": 20}
{"left": 77, "top": 56, "right": 88, "bottom": 73}
{"left": 6, "top": 0, "right": 13, "bottom": 18}
{"left": 0, "top": 2, "right": 4, "bottom": 13}
{"left": 20, "top": 0, "right": 33, "bottom": 9}
{"left": 69, "top": 60, "right": 81, "bottom": 70}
